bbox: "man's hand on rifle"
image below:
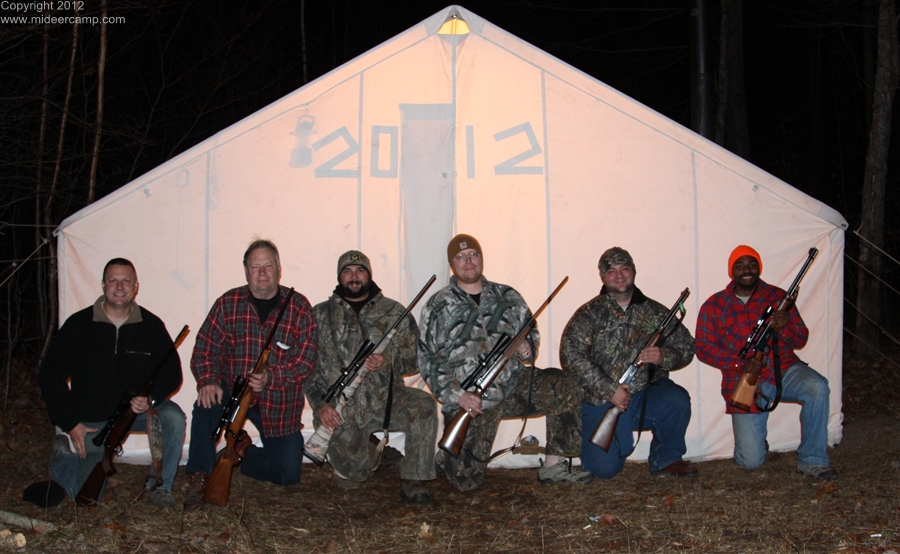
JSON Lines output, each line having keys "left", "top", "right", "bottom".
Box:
{"left": 248, "top": 370, "right": 270, "bottom": 393}
{"left": 742, "top": 356, "right": 765, "bottom": 376}
{"left": 772, "top": 309, "right": 790, "bottom": 330}
{"left": 638, "top": 346, "right": 664, "bottom": 366}
{"left": 318, "top": 404, "right": 343, "bottom": 432}
{"left": 458, "top": 391, "right": 483, "bottom": 416}
{"left": 364, "top": 353, "right": 385, "bottom": 371}
{"left": 130, "top": 395, "right": 151, "bottom": 415}
{"left": 516, "top": 340, "right": 533, "bottom": 363}
{"left": 69, "top": 422, "right": 99, "bottom": 458}
{"left": 198, "top": 383, "right": 224, "bottom": 409}
{"left": 611, "top": 384, "right": 632, "bottom": 411}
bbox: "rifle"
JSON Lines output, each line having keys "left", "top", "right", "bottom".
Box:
{"left": 204, "top": 288, "right": 295, "bottom": 507}
{"left": 303, "top": 275, "right": 437, "bottom": 465}
{"left": 438, "top": 277, "right": 568, "bottom": 457}
{"left": 75, "top": 325, "right": 190, "bottom": 505}
{"left": 731, "top": 247, "right": 818, "bottom": 411}
{"left": 590, "top": 288, "right": 689, "bottom": 451}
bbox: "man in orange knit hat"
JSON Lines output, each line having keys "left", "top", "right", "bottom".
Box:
{"left": 695, "top": 245, "right": 837, "bottom": 480}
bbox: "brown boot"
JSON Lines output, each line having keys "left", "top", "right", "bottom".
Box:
{"left": 184, "top": 473, "right": 207, "bottom": 512}
{"left": 399, "top": 480, "right": 431, "bottom": 504}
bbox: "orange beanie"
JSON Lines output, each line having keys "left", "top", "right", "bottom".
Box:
{"left": 728, "top": 245, "right": 762, "bottom": 279}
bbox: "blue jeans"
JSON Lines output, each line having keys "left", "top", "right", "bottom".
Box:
{"left": 185, "top": 385, "right": 303, "bottom": 486}
{"left": 731, "top": 362, "right": 831, "bottom": 470}
{"left": 580, "top": 377, "right": 691, "bottom": 479}
{"left": 50, "top": 399, "right": 186, "bottom": 499}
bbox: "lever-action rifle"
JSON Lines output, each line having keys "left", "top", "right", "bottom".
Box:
{"left": 731, "top": 247, "right": 818, "bottom": 411}
{"left": 438, "top": 277, "right": 568, "bottom": 457}
{"left": 75, "top": 325, "right": 190, "bottom": 505}
{"left": 204, "top": 288, "right": 294, "bottom": 507}
{"left": 590, "top": 289, "right": 690, "bottom": 451}
{"left": 303, "top": 275, "right": 437, "bottom": 465}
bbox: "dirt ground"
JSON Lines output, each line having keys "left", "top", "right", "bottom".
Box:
{"left": 1, "top": 354, "right": 898, "bottom": 553}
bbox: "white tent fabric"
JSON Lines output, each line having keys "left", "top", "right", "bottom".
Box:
{"left": 56, "top": 5, "right": 847, "bottom": 468}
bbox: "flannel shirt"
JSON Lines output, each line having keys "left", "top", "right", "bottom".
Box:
{"left": 695, "top": 279, "right": 808, "bottom": 414}
{"left": 191, "top": 285, "right": 317, "bottom": 437}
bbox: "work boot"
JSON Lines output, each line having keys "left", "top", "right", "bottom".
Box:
{"left": 399, "top": 480, "right": 431, "bottom": 504}
{"left": 796, "top": 466, "right": 838, "bottom": 480}
{"left": 184, "top": 473, "right": 207, "bottom": 512}
{"left": 537, "top": 459, "right": 593, "bottom": 484}
{"left": 651, "top": 460, "right": 699, "bottom": 478}
{"left": 147, "top": 488, "right": 177, "bottom": 509}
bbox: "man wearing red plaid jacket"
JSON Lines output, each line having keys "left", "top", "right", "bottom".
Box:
{"left": 184, "top": 239, "right": 317, "bottom": 510}
{"left": 695, "top": 245, "right": 836, "bottom": 480}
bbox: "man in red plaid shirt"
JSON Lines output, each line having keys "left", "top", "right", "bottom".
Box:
{"left": 695, "top": 245, "right": 836, "bottom": 480}
{"left": 184, "top": 239, "right": 317, "bottom": 510}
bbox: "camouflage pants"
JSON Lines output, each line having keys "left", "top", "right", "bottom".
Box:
{"left": 436, "top": 367, "right": 582, "bottom": 491}
{"left": 316, "top": 386, "right": 438, "bottom": 487}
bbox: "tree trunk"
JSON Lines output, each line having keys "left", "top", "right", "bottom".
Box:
{"left": 715, "top": 0, "right": 750, "bottom": 158}
{"left": 855, "top": 0, "right": 899, "bottom": 357}
{"left": 35, "top": 21, "right": 51, "bottom": 341}
{"left": 40, "top": 16, "right": 80, "bottom": 360}
{"left": 87, "top": 0, "right": 108, "bottom": 205}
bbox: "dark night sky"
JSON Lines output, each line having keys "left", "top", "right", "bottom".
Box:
{"left": 2, "top": 0, "right": 896, "bottom": 284}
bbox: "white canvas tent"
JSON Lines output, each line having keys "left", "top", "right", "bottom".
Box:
{"left": 56, "top": 5, "right": 847, "bottom": 468}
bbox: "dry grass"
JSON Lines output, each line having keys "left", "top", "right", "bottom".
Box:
{"left": 1, "top": 355, "right": 899, "bottom": 553}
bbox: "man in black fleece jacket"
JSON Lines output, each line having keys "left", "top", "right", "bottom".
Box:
{"left": 39, "top": 258, "right": 184, "bottom": 508}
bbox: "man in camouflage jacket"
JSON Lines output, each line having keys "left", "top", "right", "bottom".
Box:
{"left": 560, "top": 247, "right": 697, "bottom": 479}
{"left": 418, "top": 234, "right": 592, "bottom": 491}
{"left": 305, "top": 251, "right": 437, "bottom": 503}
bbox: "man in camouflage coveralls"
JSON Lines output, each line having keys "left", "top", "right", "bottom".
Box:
{"left": 560, "top": 247, "right": 698, "bottom": 479}
{"left": 418, "top": 234, "right": 591, "bottom": 491}
{"left": 305, "top": 251, "right": 437, "bottom": 503}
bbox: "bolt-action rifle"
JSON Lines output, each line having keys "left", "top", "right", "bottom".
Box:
{"left": 204, "top": 289, "right": 294, "bottom": 507}
{"left": 75, "top": 325, "right": 190, "bottom": 505}
{"left": 731, "top": 248, "right": 818, "bottom": 411}
{"left": 589, "top": 289, "right": 689, "bottom": 451}
{"left": 438, "top": 277, "right": 568, "bottom": 457}
{"left": 303, "top": 275, "right": 436, "bottom": 465}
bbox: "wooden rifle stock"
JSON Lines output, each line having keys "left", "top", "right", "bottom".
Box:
{"left": 438, "top": 277, "right": 568, "bottom": 457}
{"left": 589, "top": 288, "right": 690, "bottom": 451}
{"left": 204, "top": 289, "right": 294, "bottom": 507}
{"left": 303, "top": 276, "right": 436, "bottom": 466}
{"left": 75, "top": 324, "right": 190, "bottom": 505}
{"left": 589, "top": 406, "right": 623, "bottom": 451}
{"left": 204, "top": 349, "right": 269, "bottom": 506}
{"left": 731, "top": 248, "right": 818, "bottom": 411}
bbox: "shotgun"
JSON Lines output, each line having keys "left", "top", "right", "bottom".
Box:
{"left": 75, "top": 324, "right": 190, "bottom": 505}
{"left": 303, "top": 275, "right": 436, "bottom": 465}
{"left": 590, "top": 288, "right": 689, "bottom": 451}
{"left": 731, "top": 247, "right": 818, "bottom": 411}
{"left": 204, "top": 288, "right": 294, "bottom": 507}
{"left": 438, "top": 277, "right": 568, "bottom": 457}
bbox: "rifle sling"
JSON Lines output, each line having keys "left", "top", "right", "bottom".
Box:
{"left": 755, "top": 334, "right": 783, "bottom": 412}
{"left": 615, "top": 382, "right": 649, "bottom": 459}
{"left": 466, "top": 338, "right": 537, "bottom": 465}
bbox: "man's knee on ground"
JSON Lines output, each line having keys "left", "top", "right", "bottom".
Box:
{"left": 581, "top": 456, "right": 624, "bottom": 480}
{"left": 733, "top": 447, "right": 766, "bottom": 471}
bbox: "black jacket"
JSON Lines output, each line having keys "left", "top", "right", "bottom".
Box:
{"left": 39, "top": 298, "right": 182, "bottom": 432}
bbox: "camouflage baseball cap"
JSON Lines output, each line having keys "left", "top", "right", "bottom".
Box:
{"left": 337, "top": 250, "right": 372, "bottom": 276}
{"left": 598, "top": 247, "right": 636, "bottom": 273}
